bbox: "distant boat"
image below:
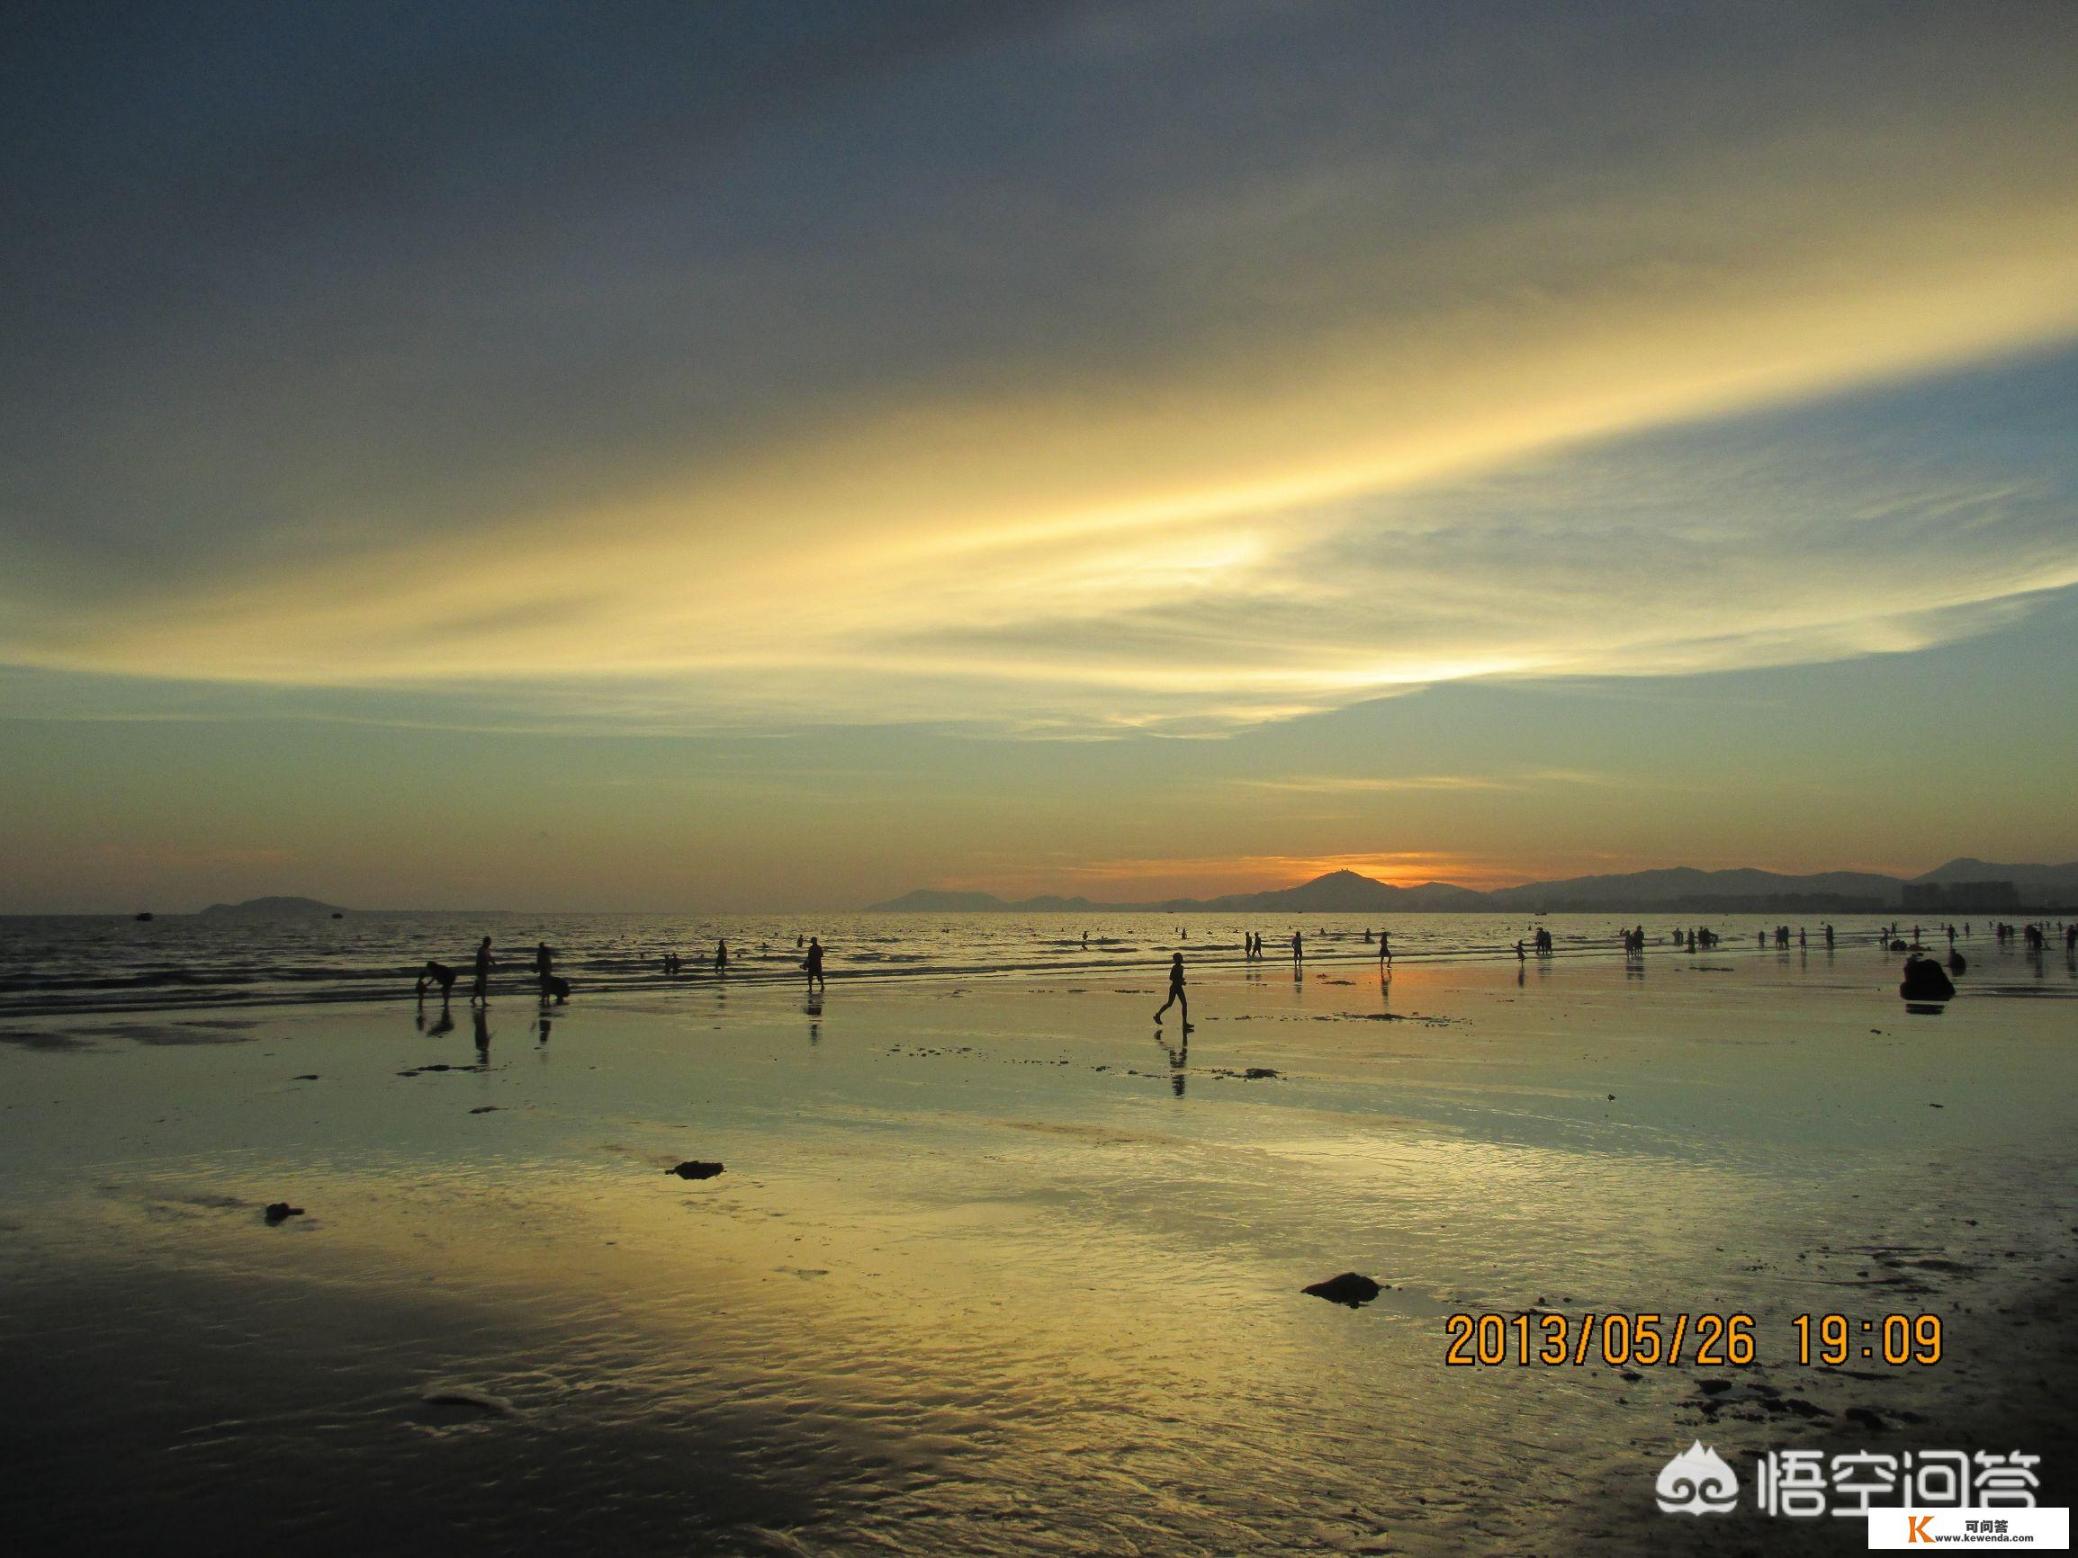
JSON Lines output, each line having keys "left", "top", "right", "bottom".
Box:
{"left": 331, "top": 912, "right": 343, "bottom": 919}
{"left": 134, "top": 912, "right": 153, "bottom": 921}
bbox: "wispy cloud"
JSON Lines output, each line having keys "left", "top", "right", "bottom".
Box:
{"left": 90, "top": 843, "right": 298, "bottom": 872}
{"left": 1231, "top": 770, "right": 1624, "bottom": 796}
{"left": 3, "top": 5, "right": 2075, "bottom": 740}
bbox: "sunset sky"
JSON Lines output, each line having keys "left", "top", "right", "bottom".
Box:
{"left": 3, "top": 1, "right": 2076, "bottom": 912}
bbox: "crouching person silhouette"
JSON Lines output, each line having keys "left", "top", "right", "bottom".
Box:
{"left": 416, "top": 960, "right": 456, "bottom": 1002}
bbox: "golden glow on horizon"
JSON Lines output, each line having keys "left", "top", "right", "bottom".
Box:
{"left": 944, "top": 852, "right": 1539, "bottom": 899}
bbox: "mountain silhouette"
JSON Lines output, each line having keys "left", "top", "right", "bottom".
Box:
{"left": 1484, "top": 865, "right": 1904, "bottom": 909}
{"left": 1910, "top": 858, "right": 2078, "bottom": 890}
{"left": 867, "top": 860, "right": 2078, "bottom": 914}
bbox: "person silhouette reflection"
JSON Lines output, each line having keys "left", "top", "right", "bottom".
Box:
{"left": 1155, "top": 1027, "right": 1187, "bottom": 1097}
{"left": 472, "top": 1005, "right": 491, "bottom": 1065}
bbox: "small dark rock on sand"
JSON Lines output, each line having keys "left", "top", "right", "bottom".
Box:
{"left": 667, "top": 1161, "right": 725, "bottom": 1180}
{"left": 264, "top": 1202, "right": 305, "bottom": 1225}
{"left": 419, "top": 1385, "right": 515, "bottom": 1417}
{"left": 1303, "top": 1272, "right": 1382, "bottom": 1308}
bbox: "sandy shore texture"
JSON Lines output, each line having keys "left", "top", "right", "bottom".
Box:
{"left": 2, "top": 947, "right": 2073, "bottom": 1554}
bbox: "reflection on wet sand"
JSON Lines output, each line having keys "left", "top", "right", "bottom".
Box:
{"left": 1155, "top": 1028, "right": 1187, "bottom": 1097}
{"left": 1, "top": 950, "right": 2074, "bottom": 1552}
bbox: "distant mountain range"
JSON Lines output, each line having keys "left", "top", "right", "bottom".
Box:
{"left": 867, "top": 860, "right": 2078, "bottom": 914}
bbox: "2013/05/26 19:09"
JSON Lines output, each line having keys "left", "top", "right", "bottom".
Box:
{"left": 1440, "top": 1311, "right": 1944, "bottom": 1366}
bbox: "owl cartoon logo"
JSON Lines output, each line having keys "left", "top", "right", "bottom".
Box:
{"left": 1655, "top": 1441, "right": 1739, "bottom": 1515}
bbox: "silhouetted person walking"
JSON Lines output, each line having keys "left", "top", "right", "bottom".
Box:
{"left": 714, "top": 938, "right": 728, "bottom": 974}
{"left": 1291, "top": 930, "right": 1303, "bottom": 967}
{"left": 471, "top": 937, "right": 494, "bottom": 1004}
{"left": 1154, "top": 952, "right": 1188, "bottom": 1027}
{"left": 803, "top": 936, "right": 825, "bottom": 991}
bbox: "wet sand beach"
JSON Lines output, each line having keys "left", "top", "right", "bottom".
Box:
{"left": 2, "top": 941, "right": 2073, "bottom": 1554}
